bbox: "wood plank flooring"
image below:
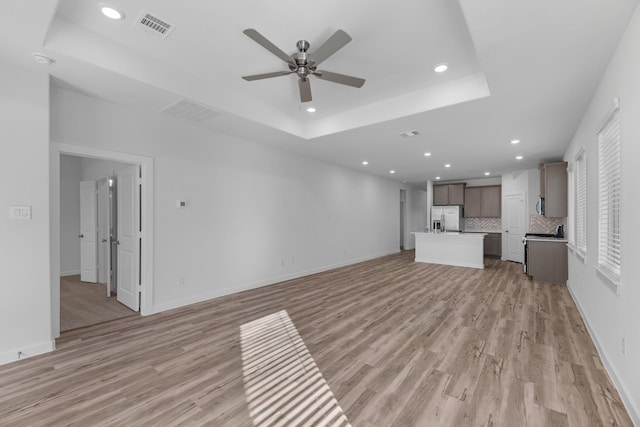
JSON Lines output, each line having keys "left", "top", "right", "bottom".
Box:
{"left": 0, "top": 251, "right": 632, "bottom": 426}
{"left": 60, "top": 275, "right": 137, "bottom": 332}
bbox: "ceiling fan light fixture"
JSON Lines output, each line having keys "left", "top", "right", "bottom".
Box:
{"left": 101, "top": 5, "right": 125, "bottom": 20}
{"left": 434, "top": 63, "right": 448, "bottom": 73}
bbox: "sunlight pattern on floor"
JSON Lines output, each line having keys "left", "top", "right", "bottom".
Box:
{"left": 240, "top": 310, "right": 351, "bottom": 427}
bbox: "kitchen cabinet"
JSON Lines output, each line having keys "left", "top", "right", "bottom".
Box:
{"left": 527, "top": 240, "right": 568, "bottom": 284}
{"left": 483, "top": 233, "right": 502, "bottom": 258}
{"left": 464, "top": 187, "right": 481, "bottom": 217}
{"left": 464, "top": 185, "right": 501, "bottom": 217}
{"left": 539, "top": 162, "right": 568, "bottom": 217}
{"left": 433, "top": 183, "right": 466, "bottom": 206}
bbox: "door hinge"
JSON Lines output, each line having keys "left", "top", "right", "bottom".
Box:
{"left": 137, "top": 284, "right": 142, "bottom": 293}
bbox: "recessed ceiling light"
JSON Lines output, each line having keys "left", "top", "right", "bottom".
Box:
{"left": 434, "top": 64, "right": 448, "bottom": 73}
{"left": 101, "top": 6, "right": 125, "bottom": 20}
{"left": 435, "top": 176, "right": 441, "bottom": 180}
{"left": 424, "top": 152, "right": 431, "bottom": 157}
{"left": 484, "top": 172, "right": 491, "bottom": 176}
{"left": 444, "top": 164, "right": 451, "bottom": 168}
{"left": 389, "top": 170, "right": 395, "bottom": 174}
{"left": 510, "top": 139, "right": 520, "bottom": 144}
{"left": 362, "top": 161, "right": 368, "bottom": 165}
{"left": 306, "top": 107, "right": 316, "bottom": 113}
{"left": 515, "top": 155, "right": 524, "bottom": 160}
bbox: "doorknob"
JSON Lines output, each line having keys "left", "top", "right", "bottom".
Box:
{"left": 102, "top": 239, "right": 108, "bottom": 243}
{"left": 505, "top": 230, "right": 509, "bottom": 233}
{"left": 78, "top": 234, "right": 84, "bottom": 238}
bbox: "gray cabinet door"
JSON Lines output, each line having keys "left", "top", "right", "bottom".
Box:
{"left": 528, "top": 240, "right": 568, "bottom": 283}
{"left": 483, "top": 233, "right": 502, "bottom": 258}
{"left": 464, "top": 187, "right": 481, "bottom": 217}
{"left": 448, "top": 184, "right": 465, "bottom": 205}
{"left": 544, "top": 162, "right": 567, "bottom": 217}
{"left": 481, "top": 186, "right": 501, "bottom": 217}
{"left": 433, "top": 185, "right": 449, "bottom": 205}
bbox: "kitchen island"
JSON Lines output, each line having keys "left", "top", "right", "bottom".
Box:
{"left": 412, "top": 232, "right": 487, "bottom": 269}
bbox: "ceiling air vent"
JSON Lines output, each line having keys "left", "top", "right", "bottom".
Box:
{"left": 135, "top": 10, "right": 175, "bottom": 40}
{"left": 400, "top": 130, "right": 419, "bottom": 138}
{"left": 160, "top": 99, "right": 220, "bottom": 122}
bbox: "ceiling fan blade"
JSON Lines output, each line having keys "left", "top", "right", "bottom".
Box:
{"left": 313, "top": 70, "right": 365, "bottom": 88}
{"left": 242, "top": 71, "right": 294, "bottom": 81}
{"left": 311, "top": 30, "right": 352, "bottom": 66}
{"left": 298, "top": 78, "right": 312, "bottom": 103}
{"left": 243, "top": 29, "right": 292, "bottom": 64}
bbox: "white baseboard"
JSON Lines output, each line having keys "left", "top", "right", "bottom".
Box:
{"left": 150, "top": 250, "right": 399, "bottom": 315}
{"left": 60, "top": 270, "right": 80, "bottom": 277}
{"left": 0, "top": 340, "right": 56, "bottom": 366}
{"left": 567, "top": 280, "right": 640, "bottom": 426}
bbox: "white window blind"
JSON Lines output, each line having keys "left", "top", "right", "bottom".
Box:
{"left": 575, "top": 151, "right": 587, "bottom": 256}
{"left": 567, "top": 166, "right": 575, "bottom": 247}
{"left": 597, "top": 106, "right": 621, "bottom": 280}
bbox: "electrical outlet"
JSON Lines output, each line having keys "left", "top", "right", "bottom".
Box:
{"left": 178, "top": 276, "right": 185, "bottom": 286}
{"left": 290, "top": 257, "right": 295, "bottom": 265}
{"left": 280, "top": 259, "right": 285, "bottom": 267}
{"left": 622, "top": 337, "right": 626, "bottom": 356}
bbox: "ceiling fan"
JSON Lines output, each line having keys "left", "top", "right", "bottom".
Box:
{"left": 241, "top": 28, "right": 366, "bottom": 103}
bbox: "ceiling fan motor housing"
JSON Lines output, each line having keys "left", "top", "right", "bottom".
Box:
{"left": 290, "top": 40, "right": 316, "bottom": 77}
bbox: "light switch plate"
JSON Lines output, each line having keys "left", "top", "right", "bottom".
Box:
{"left": 10, "top": 206, "right": 32, "bottom": 220}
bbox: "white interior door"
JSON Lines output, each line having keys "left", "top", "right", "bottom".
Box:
{"left": 505, "top": 193, "right": 525, "bottom": 263}
{"left": 80, "top": 180, "right": 98, "bottom": 283}
{"left": 116, "top": 165, "right": 140, "bottom": 312}
{"left": 97, "top": 178, "right": 111, "bottom": 294}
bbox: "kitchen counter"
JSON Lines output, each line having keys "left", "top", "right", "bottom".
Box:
{"left": 524, "top": 236, "right": 567, "bottom": 243}
{"left": 412, "top": 232, "right": 486, "bottom": 269}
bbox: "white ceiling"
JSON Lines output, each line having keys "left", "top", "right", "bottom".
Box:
{"left": 2, "top": 0, "right": 638, "bottom": 185}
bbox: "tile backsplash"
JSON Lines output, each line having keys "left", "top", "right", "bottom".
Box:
{"left": 529, "top": 215, "right": 566, "bottom": 233}
{"left": 465, "top": 217, "right": 502, "bottom": 232}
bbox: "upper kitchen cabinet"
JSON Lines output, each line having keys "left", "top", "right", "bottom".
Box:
{"left": 433, "top": 183, "right": 466, "bottom": 205}
{"left": 464, "top": 186, "right": 501, "bottom": 217}
{"left": 464, "top": 187, "right": 482, "bottom": 217}
{"left": 539, "top": 162, "right": 568, "bottom": 217}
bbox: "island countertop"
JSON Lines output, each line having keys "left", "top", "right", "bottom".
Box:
{"left": 411, "top": 232, "right": 486, "bottom": 269}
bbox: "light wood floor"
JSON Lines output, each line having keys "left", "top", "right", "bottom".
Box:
{"left": 1, "top": 252, "right": 632, "bottom": 426}
{"left": 60, "top": 275, "right": 137, "bottom": 332}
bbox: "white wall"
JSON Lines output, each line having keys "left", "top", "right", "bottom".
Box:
{"left": 60, "top": 155, "right": 82, "bottom": 276}
{"left": 563, "top": 5, "right": 640, "bottom": 423}
{"left": 0, "top": 61, "right": 53, "bottom": 363}
{"left": 403, "top": 186, "right": 428, "bottom": 249}
{"left": 51, "top": 87, "right": 410, "bottom": 313}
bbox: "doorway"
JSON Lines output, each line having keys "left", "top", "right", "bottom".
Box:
{"left": 51, "top": 143, "right": 154, "bottom": 338}
{"left": 504, "top": 193, "right": 525, "bottom": 263}
{"left": 61, "top": 155, "right": 139, "bottom": 331}
{"left": 400, "top": 189, "right": 406, "bottom": 250}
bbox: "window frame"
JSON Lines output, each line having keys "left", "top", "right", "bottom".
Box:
{"left": 596, "top": 98, "right": 621, "bottom": 285}
{"left": 574, "top": 149, "right": 587, "bottom": 259}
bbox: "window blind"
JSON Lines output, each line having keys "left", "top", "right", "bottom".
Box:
{"left": 597, "top": 108, "right": 621, "bottom": 279}
{"left": 567, "top": 166, "right": 575, "bottom": 247}
{"left": 575, "top": 152, "right": 587, "bottom": 256}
